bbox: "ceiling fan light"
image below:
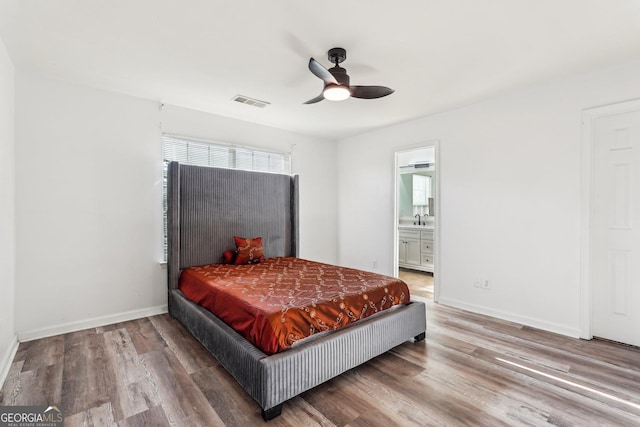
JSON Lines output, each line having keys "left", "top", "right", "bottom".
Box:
{"left": 323, "top": 84, "right": 350, "bottom": 101}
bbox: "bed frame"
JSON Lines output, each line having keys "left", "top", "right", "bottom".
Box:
{"left": 167, "top": 162, "right": 427, "bottom": 421}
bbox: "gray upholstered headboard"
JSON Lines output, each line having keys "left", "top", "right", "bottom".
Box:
{"left": 167, "top": 162, "right": 299, "bottom": 290}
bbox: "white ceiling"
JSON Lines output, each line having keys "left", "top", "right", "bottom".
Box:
{"left": 1, "top": 0, "right": 640, "bottom": 140}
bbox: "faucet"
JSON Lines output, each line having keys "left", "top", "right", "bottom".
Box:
{"left": 414, "top": 213, "right": 421, "bottom": 225}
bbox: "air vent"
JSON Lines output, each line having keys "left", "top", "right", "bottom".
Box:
{"left": 232, "top": 95, "right": 270, "bottom": 108}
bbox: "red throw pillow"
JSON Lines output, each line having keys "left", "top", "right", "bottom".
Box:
{"left": 221, "top": 250, "right": 236, "bottom": 265}
{"left": 234, "top": 236, "right": 265, "bottom": 265}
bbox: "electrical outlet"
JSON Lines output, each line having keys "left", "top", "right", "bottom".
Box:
{"left": 372, "top": 260, "right": 378, "bottom": 269}
{"left": 474, "top": 279, "right": 491, "bottom": 290}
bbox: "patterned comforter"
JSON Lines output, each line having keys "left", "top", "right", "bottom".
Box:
{"left": 178, "top": 257, "right": 410, "bottom": 354}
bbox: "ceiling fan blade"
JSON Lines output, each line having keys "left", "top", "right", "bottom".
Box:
{"left": 303, "top": 93, "right": 325, "bottom": 104}
{"left": 308, "top": 58, "right": 338, "bottom": 85}
{"left": 350, "top": 85, "right": 394, "bottom": 99}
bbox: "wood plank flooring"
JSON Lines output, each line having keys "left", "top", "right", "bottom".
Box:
{"left": 2, "top": 302, "right": 639, "bottom": 426}
{"left": 400, "top": 268, "right": 434, "bottom": 300}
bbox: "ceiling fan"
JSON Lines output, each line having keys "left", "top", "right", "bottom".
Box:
{"left": 304, "top": 47, "right": 394, "bottom": 104}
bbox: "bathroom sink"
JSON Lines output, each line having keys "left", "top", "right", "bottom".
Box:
{"left": 398, "top": 224, "right": 434, "bottom": 230}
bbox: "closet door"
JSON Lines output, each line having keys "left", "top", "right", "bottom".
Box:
{"left": 591, "top": 109, "right": 640, "bottom": 347}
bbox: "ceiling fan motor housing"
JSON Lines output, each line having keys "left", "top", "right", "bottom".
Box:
{"left": 328, "top": 66, "right": 350, "bottom": 87}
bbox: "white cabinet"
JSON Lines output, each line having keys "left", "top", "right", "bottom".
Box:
{"left": 420, "top": 230, "right": 434, "bottom": 272}
{"left": 399, "top": 230, "right": 421, "bottom": 266}
{"left": 399, "top": 228, "right": 434, "bottom": 272}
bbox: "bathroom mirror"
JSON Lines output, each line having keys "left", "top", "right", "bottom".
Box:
{"left": 399, "top": 170, "right": 435, "bottom": 221}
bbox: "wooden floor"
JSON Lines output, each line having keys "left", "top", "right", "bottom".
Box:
{"left": 2, "top": 303, "right": 640, "bottom": 426}
{"left": 399, "top": 268, "right": 434, "bottom": 300}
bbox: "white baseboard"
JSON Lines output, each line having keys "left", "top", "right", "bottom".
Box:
{"left": 17, "top": 305, "right": 168, "bottom": 343}
{"left": 0, "top": 334, "right": 19, "bottom": 388}
{"left": 437, "top": 297, "right": 581, "bottom": 339}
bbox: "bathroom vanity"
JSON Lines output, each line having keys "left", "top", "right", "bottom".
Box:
{"left": 398, "top": 225, "right": 434, "bottom": 272}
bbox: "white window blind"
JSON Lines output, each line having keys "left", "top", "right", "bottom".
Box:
{"left": 162, "top": 134, "right": 291, "bottom": 260}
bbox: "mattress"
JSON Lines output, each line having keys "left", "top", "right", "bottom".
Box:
{"left": 178, "top": 257, "right": 410, "bottom": 354}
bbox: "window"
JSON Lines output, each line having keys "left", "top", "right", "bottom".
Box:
{"left": 162, "top": 134, "right": 291, "bottom": 260}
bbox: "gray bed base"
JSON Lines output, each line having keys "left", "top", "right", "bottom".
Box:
{"left": 166, "top": 162, "right": 427, "bottom": 420}
{"left": 169, "top": 290, "right": 426, "bottom": 419}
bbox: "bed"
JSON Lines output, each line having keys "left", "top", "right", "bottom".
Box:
{"left": 167, "top": 161, "right": 427, "bottom": 420}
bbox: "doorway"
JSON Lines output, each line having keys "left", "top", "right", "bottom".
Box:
{"left": 394, "top": 142, "right": 440, "bottom": 302}
{"left": 581, "top": 99, "right": 640, "bottom": 347}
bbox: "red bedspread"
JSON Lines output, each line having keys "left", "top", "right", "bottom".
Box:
{"left": 178, "top": 257, "right": 410, "bottom": 354}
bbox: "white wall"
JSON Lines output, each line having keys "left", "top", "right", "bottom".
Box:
{"left": 0, "top": 35, "right": 16, "bottom": 383}
{"left": 337, "top": 59, "right": 640, "bottom": 337}
{"left": 15, "top": 73, "right": 337, "bottom": 338}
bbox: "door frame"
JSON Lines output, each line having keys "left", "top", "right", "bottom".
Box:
{"left": 393, "top": 140, "right": 441, "bottom": 302}
{"left": 580, "top": 98, "right": 640, "bottom": 339}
